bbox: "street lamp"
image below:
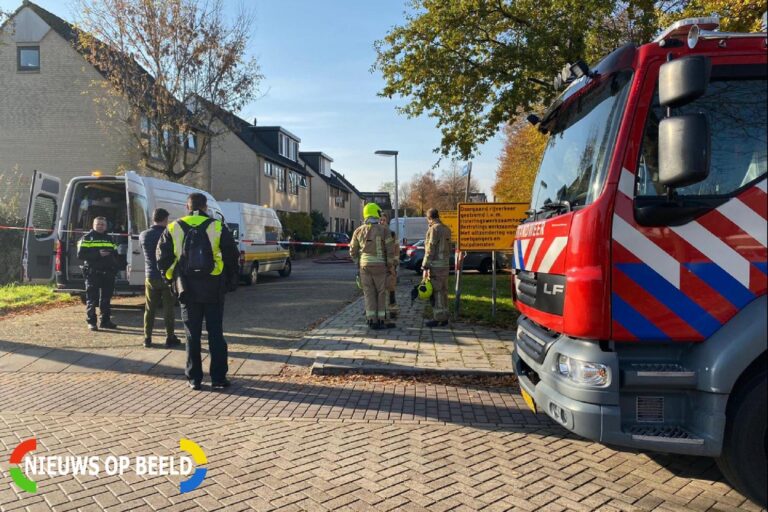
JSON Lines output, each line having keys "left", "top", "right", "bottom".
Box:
{"left": 374, "top": 150, "right": 399, "bottom": 245}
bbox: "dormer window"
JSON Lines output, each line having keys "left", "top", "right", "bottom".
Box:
{"left": 320, "top": 158, "right": 331, "bottom": 177}
{"left": 279, "top": 133, "right": 298, "bottom": 161}
{"left": 17, "top": 46, "right": 40, "bottom": 72}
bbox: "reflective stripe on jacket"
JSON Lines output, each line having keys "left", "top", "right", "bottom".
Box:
{"left": 350, "top": 220, "right": 393, "bottom": 267}
{"left": 164, "top": 214, "right": 224, "bottom": 280}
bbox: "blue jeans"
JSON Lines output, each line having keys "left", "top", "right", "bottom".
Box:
{"left": 181, "top": 302, "right": 228, "bottom": 383}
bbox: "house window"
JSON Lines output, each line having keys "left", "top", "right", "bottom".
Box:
{"left": 264, "top": 161, "right": 274, "bottom": 177}
{"left": 299, "top": 176, "right": 308, "bottom": 188}
{"left": 276, "top": 166, "right": 285, "bottom": 192}
{"left": 288, "top": 171, "right": 299, "bottom": 195}
{"left": 140, "top": 116, "right": 150, "bottom": 136}
{"left": 279, "top": 134, "right": 288, "bottom": 157}
{"left": 320, "top": 158, "right": 331, "bottom": 176}
{"left": 17, "top": 46, "right": 40, "bottom": 71}
{"left": 186, "top": 133, "right": 197, "bottom": 152}
{"left": 288, "top": 140, "right": 298, "bottom": 161}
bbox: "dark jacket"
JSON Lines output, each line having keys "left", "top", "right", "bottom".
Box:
{"left": 77, "top": 229, "right": 119, "bottom": 273}
{"left": 139, "top": 225, "right": 165, "bottom": 280}
{"left": 155, "top": 211, "right": 239, "bottom": 303}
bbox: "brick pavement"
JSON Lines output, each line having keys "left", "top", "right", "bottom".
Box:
{"left": 0, "top": 373, "right": 762, "bottom": 511}
{"left": 0, "top": 278, "right": 515, "bottom": 376}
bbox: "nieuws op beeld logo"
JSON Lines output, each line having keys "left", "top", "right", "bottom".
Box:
{"left": 8, "top": 438, "right": 207, "bottom": 494}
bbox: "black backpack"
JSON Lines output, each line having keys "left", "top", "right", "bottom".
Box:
{"left": 178, "top": 218, "right": 215, "bottom": 276}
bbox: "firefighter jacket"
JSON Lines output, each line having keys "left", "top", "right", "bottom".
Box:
{"left": 77, "top": 229, "right": 119, "bottom": 273}
{"left": 423, "top": 220, "right": 452, "bottom": 269}
{"left": 156, "top": 211, "right": 239, "bottom": 303}
{"left": 350, "top": 220, "right": 394, "bottom": 268}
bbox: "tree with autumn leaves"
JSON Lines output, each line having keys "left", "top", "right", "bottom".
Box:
{"left": 493, "top": 120, "right": 547, "bottom": 204}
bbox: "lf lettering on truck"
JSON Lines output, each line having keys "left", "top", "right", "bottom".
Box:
{"left": 511, "top": 17, "right": 767, "bottom": 505}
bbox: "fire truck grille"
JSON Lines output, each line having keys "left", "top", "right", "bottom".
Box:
{"left": 516, "top": 271, "right": 537, "bottom": 307}
{"left": 628, "top": 425, "right": 696, "bottom": 440}
{"left": 636, "top": 396, "right": 664, "bottom": 423}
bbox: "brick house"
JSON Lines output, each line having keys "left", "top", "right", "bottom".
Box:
{"left": 301, "top": 152, "right": 359, "bottom": 233}
{"left": 0, "top": 1, "right": 211, "bottom": 214}
{"left": 204, "top": 103, "right": 311, "bottom": 213}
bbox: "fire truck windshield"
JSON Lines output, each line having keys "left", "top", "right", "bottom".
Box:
{"left": 530, "top": 70, "right": 632, "bottom": 217}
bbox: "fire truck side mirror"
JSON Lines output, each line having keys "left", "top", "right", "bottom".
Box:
{"left": 658, "top": 114, "right": 710, "bottom": 188}
{"left": 659, "top": 56, "right": 711, "bottom": 108}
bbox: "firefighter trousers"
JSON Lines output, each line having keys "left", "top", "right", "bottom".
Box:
{"left": 360, "top": 265, "right": 387, "bottom": 321}
{"left": 430, "top": 266, "right": 449, "bottom": 322}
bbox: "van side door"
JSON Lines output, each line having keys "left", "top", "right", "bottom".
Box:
{"left": 125, "top": 171, "right": 149, "bottom": 286}
{"left": 21, "top": 170, "right": 61, "bottom": 282}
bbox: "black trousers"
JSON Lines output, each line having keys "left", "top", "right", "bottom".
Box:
{"left": 181, "top": 302, "right": 228, "bottom": 383}
{"left": 85, "top": 271, "right": 115, "bottom": 325}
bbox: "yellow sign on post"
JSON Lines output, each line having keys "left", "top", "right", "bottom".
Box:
{"left": 440, "top": 210, "right": 458, "bottom": 242}
{"left": 458, "top": 203, "right": 529, "bottom": 251}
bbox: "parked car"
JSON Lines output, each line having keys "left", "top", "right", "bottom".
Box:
{"left": 219, "top": 201, "right": 291, "bottom": 285}
{"left": 402, "top": 247, "right": 506, "bottom": 274}
{"left": 320, "top": 232, "right": 351, "bottom": 245}
{"left": 401, "top": 239, "right": 424, "bottom": 261}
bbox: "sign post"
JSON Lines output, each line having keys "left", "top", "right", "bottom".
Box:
{"left": 457, "top": 202, "right": 528, "bottom": 319}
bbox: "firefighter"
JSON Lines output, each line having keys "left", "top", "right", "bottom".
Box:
{"left": 77, "top": 216, "right": 119, "bottom": 331}
{"left": 156, "top": 193, "right": 239, "bottom": 391}
{"left": 379, "top": 213, "right": 400, "bottom": 319}
{"left": 422, "top": 208, "right": 452, "bottom": 327}
{"left": 350, "top": 203, "right": 396, "bottom": 329}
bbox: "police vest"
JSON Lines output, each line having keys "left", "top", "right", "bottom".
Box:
{"left": 165, "top": 214, "right": 224, "bottom": 280}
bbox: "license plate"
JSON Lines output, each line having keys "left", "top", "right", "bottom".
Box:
{"left": 520, "top": 388, "right": 537, "bottom": 413}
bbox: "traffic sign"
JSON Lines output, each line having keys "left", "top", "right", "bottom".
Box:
{"left": 440, "top": 210, "right": 458, "bottom": 242}
{"left": 458, "top": 203, "right": 528, "bottom": 251}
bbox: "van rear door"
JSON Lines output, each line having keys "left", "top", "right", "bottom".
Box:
{"left": 125, "top": 171, "right": 149, "bottom": 286}
{"left": 21, "top": 170, "right": 61, "bottom": 282}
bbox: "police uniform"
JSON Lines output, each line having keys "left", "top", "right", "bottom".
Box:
{"left": 350, "top": 206, "right": 395, "bottom": 328}
{"left": 77, "top": 228, "right": 119, "bottom": 328}
{"left": 423, "top": 219, "right": 452, "bottom": 323}
{"left": 156, "top": 211, "right": 239, "bottom": 387}
{"left": 386, "top": 230, "right": 400, "bottom": 319}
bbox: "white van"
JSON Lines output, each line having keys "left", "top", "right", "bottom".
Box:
{"left": 21, "top": 170, "right": 224, "bottom": 296}
{"left": 389, "top": 217, "right": 428, "bottom": 245}
{"left": 218, "top": 201, "right": 291, "bottom": 285}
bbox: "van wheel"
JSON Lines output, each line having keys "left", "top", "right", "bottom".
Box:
{"left": 279, "top": 259, "right": 292, "bottom": 277}
{"left": 716, "top": 369, "right": 767, "bottom": 507}
{"left": 243, "top": 263, "right": 258, "bottom": 286}
{"left": 478, "top": 258, "right": 492, "bottom": 274}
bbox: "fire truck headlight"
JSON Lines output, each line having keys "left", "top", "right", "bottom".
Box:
{"left": 555, "top": 354, "right": 609, "bottom": 387}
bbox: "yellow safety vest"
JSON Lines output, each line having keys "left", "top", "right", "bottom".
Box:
{"left": 165, "top": 214, "right": 224, "bottom": 280}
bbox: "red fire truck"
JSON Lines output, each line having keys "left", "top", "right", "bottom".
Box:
{"left": 511, "top": 17, "right": 767, "bottom": 505}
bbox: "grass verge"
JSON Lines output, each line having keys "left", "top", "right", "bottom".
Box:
{"left": 0, "top": 284, "right": 76, "bottom": 315}
{"left": 449, "top": 273, "right": 518, "bottom": 328}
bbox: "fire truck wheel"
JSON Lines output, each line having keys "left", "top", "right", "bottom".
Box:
{"left": 716, "top": 368, "right": 767, "bottom": 507}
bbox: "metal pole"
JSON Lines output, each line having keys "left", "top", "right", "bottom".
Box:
{"left": 454, "top": 161, "right": 472, "bottom": 318}
{"left": 491, "top": 251, "right": 497, "bottom": 318}
{"left": 393, "top": 154, "right": 400, "bottom": 246}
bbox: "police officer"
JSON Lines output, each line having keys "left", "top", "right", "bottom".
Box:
{"left": 139, "top": 208, "right": 181, "bottom": 349}
{"left": 156, "top": 193, "right": 239, "bottom": 391}
{"left": 77, "top": 216, "right": 119, "bottom": 331}
{"left": 422, "top": 208, "right": 452, "bottom": 327}
{"left": 379, "top": 213, "right": 400, "bottom": 319}
{"left": 350, "top": 203, "right": 396, "bottom": 329}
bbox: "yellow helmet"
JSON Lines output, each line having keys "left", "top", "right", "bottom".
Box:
{"left": 363, "top": 202, "right": 381, "bottom": 219}
{"left": 417, "top": 279, "right": 433, "bottom": 300}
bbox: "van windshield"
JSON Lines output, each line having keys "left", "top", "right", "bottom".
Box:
{"left": 530, "top": 70, "right": 633, "bottom": 216}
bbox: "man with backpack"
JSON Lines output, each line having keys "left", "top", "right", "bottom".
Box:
{"left": 156, "top": 193, "right": 239, "bottom": 391}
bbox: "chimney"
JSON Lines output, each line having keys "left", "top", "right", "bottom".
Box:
{"left": 253, "top": 118, "right": 258, "bottom": 126}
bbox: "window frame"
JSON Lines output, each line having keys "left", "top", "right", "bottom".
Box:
{"left": 276, "top": 166, "right": 286, "bottom": 192}
{"left": 17, "top": 45, "right": 40, "bottom": 72}
{"left": 635, "top": 64, "right": 767, "bottom": 202}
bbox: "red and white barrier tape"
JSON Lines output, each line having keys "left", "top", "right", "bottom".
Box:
{"left": 0, "top": 225, "right": 417, "bottom": 250}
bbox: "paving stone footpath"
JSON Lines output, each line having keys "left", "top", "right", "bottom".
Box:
{"left": 0, "top": 278, "right": 515, "bottom": 376}
{"left": 0, "top": 373, "right": 760, "bottom": 511}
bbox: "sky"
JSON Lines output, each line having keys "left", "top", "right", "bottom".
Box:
{"left": 1, "top": 0, "right": 505, "bottom": 197}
